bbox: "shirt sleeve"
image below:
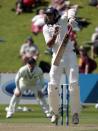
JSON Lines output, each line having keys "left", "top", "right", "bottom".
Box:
{"left": 43, "top": 25, "right": 52, "bottom": 44}
{"left": 20, "top": 44, "right": 27, "bottom": 55}
{"left": 15, "top": 69, "right": 23, "bottom": 88}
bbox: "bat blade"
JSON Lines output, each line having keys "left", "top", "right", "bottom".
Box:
{"left": 53, "top": 26, "right": 72, "bottom": 66}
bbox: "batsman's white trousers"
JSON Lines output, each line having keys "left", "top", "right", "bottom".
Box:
{"left": 48, "top": 51, "right": 80, "bottom": 115}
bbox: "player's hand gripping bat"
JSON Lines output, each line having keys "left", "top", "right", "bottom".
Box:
{"left": 53, "top": 25, "right": 72, "bottom": 66}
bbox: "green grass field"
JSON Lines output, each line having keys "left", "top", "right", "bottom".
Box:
{"left": 0, "top": 104, "right": 50, "bottom": 123}
{"left": 0, "top": 104, "right": 98, "bottom": 124}
{"left": 0, "top": 0, "right": 98, "bottom": 72}
{"left": 0, "top": 104, "right": 98, "bottom": 131}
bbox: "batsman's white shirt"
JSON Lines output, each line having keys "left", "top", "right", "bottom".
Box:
{"left": 43, "top": 14, "right": 75, "bottom": 61}
{"left": 15, "top": 65, "right": 44, "bottom": 91}
{"left": 43, "top": 13, "right": 79, "bottom": 84}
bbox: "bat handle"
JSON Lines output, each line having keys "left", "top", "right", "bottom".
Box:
{"left": 67, "top": 25, "right": 72, "bottom": 36}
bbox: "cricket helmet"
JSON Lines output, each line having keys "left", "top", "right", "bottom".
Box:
{"left": 45, "top": 7, "right": 61, "bottom": 25}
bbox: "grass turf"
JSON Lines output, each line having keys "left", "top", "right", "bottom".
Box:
{"left": 0, "top": 104, "right": 98, "bottom": 125}
{"left": 0, "top": 104, "right": 50, "bottom": 123}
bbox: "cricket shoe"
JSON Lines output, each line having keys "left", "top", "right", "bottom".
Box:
{"left": 44, "top": 110, "right": 52, "bottom": 118}
{"left": 51, "top": 115, "right": 59, "bottom": 123}
{"left": 6, "top": 112, "right": 13, "bottom": 118}
{"left": 46, "top": 112, "right": 52, "bottom": 118}
{"left": 72, "top": 113, "right": 79, "bottom": 124}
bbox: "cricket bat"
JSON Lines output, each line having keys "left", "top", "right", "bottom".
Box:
{"left": 53, "top": 26, "right": 72, "bottom": 66}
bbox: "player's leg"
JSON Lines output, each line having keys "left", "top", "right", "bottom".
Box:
{"left": 38, "top": 90, "right": 52, "bottom": 118}
{"left": 48, "top": 64, "right": 62, "bottom": 123}
{"left": 6, "top": 79, "right": 25, "bottom": 118}
{"left": 48, "top": 83, "right": 60, "bottom": 123}
{"left": 33, "top": 87, "right": 51, "bottom": 118}
{"left": 6, "top": 88, "right": 21, "bottom": 118}
{"left": 66, "top": 51, "right": 80, "bottom": 124}
{"left": 69, "top": 81, "right": 80, "bottom": 124}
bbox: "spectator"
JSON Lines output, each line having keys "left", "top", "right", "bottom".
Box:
{"left": 22, "top": 0, "right": 35, "bottom": 12}
{"left": 51, "top": 0, "right": 79, "bottom": 16}
{"left": 16, "top": 0, "right": 35, "bottom": 15}
{"left": 51, "top": 0, "right": 70, "bottom": 13}
{"left": 16, "top": 0, "right": 23, "bottom": 14}
{"left": 88, "top": 0, "right": 98, "bottom": 7}
{"left": 20, "top": 36, "right": 39, "bottom": 64}
{"left": 79, "top": 46, "right": 97, "bottom": 74}
{"left": 31, "top": 9, "right": 45, "bottom": 35}
{"left": 35, "top": 0, "right": 42, "bottom": 6}
{"left": 69, "top": 30, "right": 79, "bottom": 55}
{"left": 91, "top": 27, "right": 98, "bottom": 58}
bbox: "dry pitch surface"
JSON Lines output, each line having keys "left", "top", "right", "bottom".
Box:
{"left": 0, "top": 123, "right": 98, "bottom": 131}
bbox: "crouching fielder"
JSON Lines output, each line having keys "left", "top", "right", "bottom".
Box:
{"left": 6, "top": 58, "right": 50, "bottom": 118}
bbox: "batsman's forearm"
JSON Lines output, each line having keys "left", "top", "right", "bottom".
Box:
{"left": 63, "top": 34, "right": 69, "bottom": 44}
{"left": 47, "top": 34, "right": 57, "bottom": 48}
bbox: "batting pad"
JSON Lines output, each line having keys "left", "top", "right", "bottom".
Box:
{"left": 48, "top": 83, "right": 60, "bottom": 115}
{"left": 69, "top": 82, "right": 81, "bottom": 115}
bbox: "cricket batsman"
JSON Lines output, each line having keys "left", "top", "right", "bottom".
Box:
{"left": 6, "top": 57, "right": 51, "bottom": 118}
{"left": 43, "top": 7, "right": 80, "bottom": 124}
